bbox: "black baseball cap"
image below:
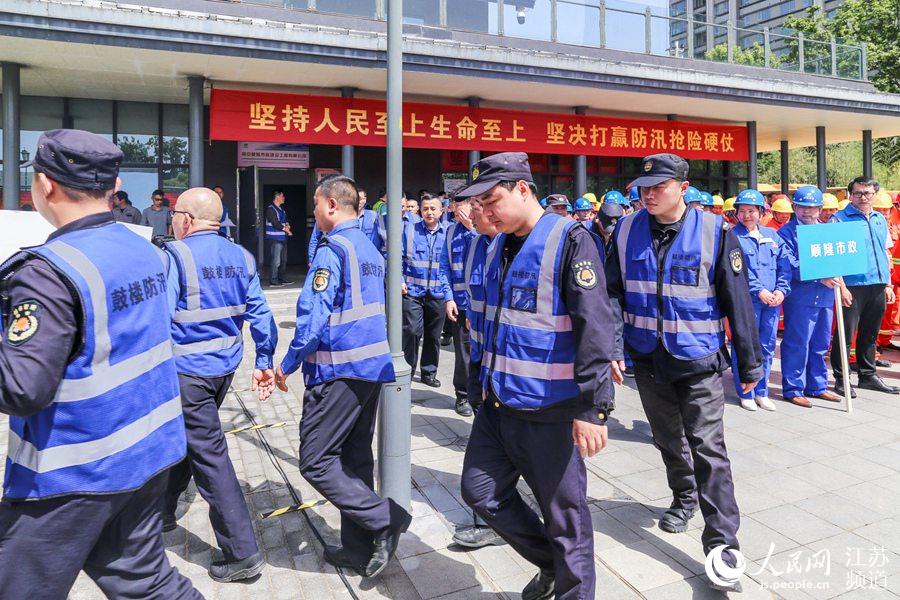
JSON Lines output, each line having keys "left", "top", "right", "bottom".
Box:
{"left": 627, "top": 153, "right": 689, "bottom": 189}
{"left": 454, "top": 152, "right": 533, "bottom": 199}
{"left": 26, "top": 129, "right": 123, "bottom": 191}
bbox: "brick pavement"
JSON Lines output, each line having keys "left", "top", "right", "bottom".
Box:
{"left": 4, "top": 285, "right": 899, "bottom": 599}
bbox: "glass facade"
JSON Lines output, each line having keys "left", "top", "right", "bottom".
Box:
{"left": 0, "top": 96, "right": 190, "bottom": 210}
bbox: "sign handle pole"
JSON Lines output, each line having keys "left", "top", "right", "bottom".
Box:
{"left": 833, "top": 286, "right": 853, "bottom": 414}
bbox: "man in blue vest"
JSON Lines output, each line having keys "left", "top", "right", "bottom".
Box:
{"left": 265, "top": 190, "right": 292, "bottom": 287}
{"left": 275, "top": 175, "right": 409, "bottom": 578}
{"left": 0, "top": 129, "right": 201, "bottom": 598}
{"left": 606, "top": 153, "right": 762, "bottom": 593}
{"left": 309, "top": 185, "right": 383, "bottom": 263}
{"left": 457, "top": 153, "right": 616, "bottom": 600}
{"left": 402, "top": 193, "right": 452, "bottom": 387}
{"left": 440, "top": 194, "right": 477, "bottom": 415}
{"left": 163, "top": 186, "right": 279, "bottom": 582}
{"left": 830, "top": 176, "right": 900, "bottom": 395}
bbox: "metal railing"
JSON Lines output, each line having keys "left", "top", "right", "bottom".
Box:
{"left": 177, "top": 0, "right": 869, "bottom": 81}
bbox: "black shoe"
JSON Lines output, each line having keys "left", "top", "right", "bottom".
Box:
{"left": 455, "top": 398, "right": 473, "bottom": 417}
{"left": 421, "top": 375, "right": 441, "bottom": 388}
{"left": 522, "top": 570, "right": 555, "bottom": 600}
{"left": 441, "top": 334, "right": 452, "bottom": 346}
{"left": 162, "top": 513, "right": 177, "bottom": 533}
{"left": 659, "top": 506, "right": 696, "bottom": 534}
{"left": 857, "top": 374, "right": 900, "bottom": 394}
{"left": 624, "top": 366, "right": 635, "bottom": 378}
{"left": 364, "top": 511, "right": 412, "bottom": 578}
{"left": 875, "top": 358, "right": 893, "bottom": 368}
{"left": 269, "top": 281, "right": 284, "bottom": 288}
{"left": 208, "top": 552, "right": 264, "bottom": 583}
{"left": 452, "top": 525, "right": 506, "bottom": 548}
{"left": 834, "top": 381, "right": 858, "bottom": 399}
{"left": 281, "top": 280, "right": 295, "bottom": 286}
{"left": 323, "top": 545, "right": 366, "bottom": 576}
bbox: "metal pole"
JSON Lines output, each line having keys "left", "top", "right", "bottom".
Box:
{"left": 550, "top": 0, "right": 558, "bottom": 42}
{"left": 438, "top": 0, "right": 447, "bottom": 28}
{"left": 188, "top": 76, "right": 205, "bottom": 189}
{"left": 687, "top": 13, "right": 694, "bottom": 58}
{"left": 379, "top": 0, "right": 411, "bottom": 511}
{"left": 598, "top": 0, "right": 606, "bottom": 49}
{"left": 861, "top": 42, "right": 868, "bottom": 80}
{"left": 467, "top": 97, "right": 481, "bottom": 171}
{"left": 780, "top": 140, "right": 789, "bottom": 195}
{"left": 705, "top": 1, "right": 713, "bottom": 54}
{"left": 862, "top": 130, "right": 873, "bottom": 179}
{"left": 726, "top": 20, "right": 734, "bottom": 62}
{"left": 341, "top": 87, "right": 355, "bottom": 179}
{"left": 816, "top": 126, "right": 827, "bottom": 191}
{"left": 830, "top": 35, "right": 838, "bottom": 77}
{"left": 834, "top": 286, "right": 853, "bottom": 413}
{"left": 644, "top": 7, "right": 652, "bottom": 54}
{"left": 798, "top": 31, "right": 805, "bottom": 73}
{"left": 763, "top": 27, "right": 770, "bottom": 68}
{"left": 575, "top": 106, "right": 587, "bottom": 197}
{"left": 2, "top": 63, "right": 21, "bottom": 211}
{"left": 747, "top": 121, "right": 757, "bottom": 189}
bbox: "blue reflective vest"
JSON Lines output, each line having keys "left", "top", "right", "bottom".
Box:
{"left": 403, "top": 220, "right": 450, "bottom": 299}
{"left": 309, "top": 209, "right": 384, "bottom": 264}
{"left": 166, "top": 232, "right": 258, "bottom": 376}
{"left": 266, "top": 204, "right": 288, "bottom": 240}
{"left": 777, "top": 219, "right": 833, "bottom": 308}
{"left": 464, "top": 233, "right": 492, "bottom": 363}
{"left": 302, "top": 225, "right": 395, "bottom": 385}
{"left": 443, "top": 222, "right": 476, "bottom": 309}
{"left": 615, "top": 208, "right": 726, "bottom": 361}
{"left": 482, "top": 213, "right": 579, "bottom": 410}
{"left": 4, "top": 223, "right": 186, "bottom": 500}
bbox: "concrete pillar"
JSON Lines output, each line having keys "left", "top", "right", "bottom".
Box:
{"left": 862, "top": 130, "right": 873, "bottom": 179}
{"left": 816, "top": 126, "right": 827, "bottom": 191}
{"left": 188, "top": 76, "right": 205, "bottom": 188}
{"left": 747, "top": 121, "right": 758, "bottom": 189}
{"left": 467, "top": 97, "right": 480, "bottom": 172}
{"left": 341, "top": 88, "right": 355, "bottom": 179}
{"left": 780, "top": 140, "right": 789, "bottom": 195}
{"left": 574, "top": 106, "right": 587, "bottom": 197}
{"left": 2, "top": 63, "right": 21, "bottom": 210}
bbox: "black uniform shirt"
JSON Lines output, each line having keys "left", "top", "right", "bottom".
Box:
{"left": 487, "top": 221, "right": 616, "bottom": 425}
{"left": 0, "top": 213, "right": 115, "bottom": 417}
{"left": 605, "top": 209, "right": 764, "bottom": 385}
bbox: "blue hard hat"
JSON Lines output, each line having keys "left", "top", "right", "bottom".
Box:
{"left": 683, "top": 186, "right": 702, "bottom": 204}
{"left": 566, "top": 202, "right": 573, "bottom": 213}
{"left": 540, "top": 196, "right": 548, "bottom": 208}
{"left": 735, "top": 189, "right": 765, "bottom": 208}
{"left": 628, "top": 187, "right": 641, "bottom": 202}
{"left": 603, "top": 190, "right": 626, "bottom": 206}
{"left": 793, "top": 185, "right": 823, "bottom": 207}
{"left": 699, "top": 191, "right": 715, "bottom": 207}
{"left": 573, "top": 197, "right": 592, "bottom": 211}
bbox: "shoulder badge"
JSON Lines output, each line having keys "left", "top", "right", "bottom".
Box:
{"left": 729, "top": 249, "right": 743, "bottom": 274}
{"left": 312, "top": 268, "right": 331, "bottom": 293}
{"left": 6, "top": 300, "right": 41, "bottom": 346}
{"left": 573, "top": 260, "right": 598, "bottom": 289}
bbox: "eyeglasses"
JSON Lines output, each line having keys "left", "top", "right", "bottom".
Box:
{"left": 171, "top": 210, "right": 193, "bottom": 218}
{"left": 850, "top": 191, "right": 875, "bottom": 199}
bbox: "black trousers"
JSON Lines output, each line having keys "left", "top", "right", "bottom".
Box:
{"left": 402, "top": 293, "right": 446, "bottom": 378}
{"left": 632, "top": 363, "right": 740, "bottom": 554}
{"left": 165, "top": 372, "right": 259, "bottom": 562}
{"left": 461, "top": 402, "right": 595, "bottom": 599}
{"left": 831, "top": 284, "right": 887, "bottom": 379}
{"left": 299, "top": 378, "right": 409, "bottom": 561}
{"left": 0, "top": 471, "right": 202, "bottom": 600}
{"left": 450, "top": 316, "right": 470, "bottom": 401}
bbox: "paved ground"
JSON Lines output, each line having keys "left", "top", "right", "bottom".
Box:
{"left": 4, "top": 283, "right": 899, "bottom": 599}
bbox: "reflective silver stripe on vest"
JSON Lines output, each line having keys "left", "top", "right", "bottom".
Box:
{"left": 7, "top": 395, "right": 182, "bottom": 473}
{"left": 615, "top": 212, "right": 636, "bottom": 281}
{"left": 624, "top": 280, "right": 716, "bottom": 299}
{"left": 482, "top": 351, "right": 574, "bottom": 380}
{"left": 470, "top": 329, "right": 484, "bottom": 345}
{"left": 167, "top": 240, "right": 201, "bottom": 311}
{"left": 452, "top": 283, "right": 467, "bottom": 292}
{"left": 173, "top": 335, "right": 242, "bottom": 356}
{"left": 624, "top": 313, "right": 725, "bottom": 335}
{"left": 404, "top": 223, "right": 415, "bottom": 262}
{"left": 407, "top": 259, "right": 433, "bottom": 269}
{"left": 406, "top": 276, "right": 435, "bottom": 288}
{"left": 309, "top": 340, "right": 391, "bottom": 365}
{"left": 497, "top": 218, "right": 573, "bottom": 333}
{"left": 46, "top": 241, "right": 174, "bottom": 404}
{"left": 169, "top": 240, "right": 248, "bottom": 323}
{"left": 469, "top": 299, "right": 485, "bottom": 313}
{"left": 328, "top": 234, "right": 363, "bottom": 309}
{"left": 451, "top": 262, "right": 465, "bottom": 271}
{"left": 330, "top": 303, "right": 385, "bottom": 326}
{"left": 464, "top": 234, "right": 483, "bottom": 299}
{"left": 446, "top": 222, "right": 458, "bottom": 261}
{"left": 173, "top": 304, "right": 248, "bottom": 323}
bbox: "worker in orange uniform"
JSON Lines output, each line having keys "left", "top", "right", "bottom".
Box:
{"left": 768, "top": 196, "right": 793, "bottom": 230}
{"left": 875, "top": 191, "right": 900, "bottom": 351}
{"left": 819, "top": 193, "right": 839, "bottom": 223}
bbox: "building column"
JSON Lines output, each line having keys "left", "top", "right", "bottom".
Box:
{"left": 816, "top": 126, "right": 827, "bottom": 191}
{"left": 2, "top": 63, "right": 21, "bottom": 210}
{"left": 341, "top": 87, "right": 355, "bottom": 179}
{"left": 467, "top": 97, "right": 481, "bottom": 172}
{"left": 747, "top": 121, "right": 758, "bottom": 189}
{"left": 574, "top": 106, "right": 587, "bottom": 197}
{"left": 780, "top": 140, "right": 789, "bottom": 195}
{"left": 188, "top": 76, "right": 205, "bottom": 189}
{"left": 862, "top": 129, "right": 873, "bottom": 179}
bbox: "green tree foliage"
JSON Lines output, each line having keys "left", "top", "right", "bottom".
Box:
{"left": 757, "top": 143, "right": 900, "bottom": 191}
{"left": 704, "top": 42, "right": 778, "bottom": 67}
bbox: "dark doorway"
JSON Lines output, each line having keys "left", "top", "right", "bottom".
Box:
{"left": 262, "top": 184, "right": 307, "bottom": 267}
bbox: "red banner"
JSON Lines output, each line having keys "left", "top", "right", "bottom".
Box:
{"left": 210, "top": 89, "right": 749, "bottom": 161}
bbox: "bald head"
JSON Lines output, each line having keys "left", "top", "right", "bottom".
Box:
{"left": 173, "top": 187, "right": 223, "bottom": 239}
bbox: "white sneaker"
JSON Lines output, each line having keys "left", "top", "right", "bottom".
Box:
{"left": 740, "top": 398, "right": 757, "bottom": 411}
{"left": 755, "top": 396, "right": 777, "bottom": 411}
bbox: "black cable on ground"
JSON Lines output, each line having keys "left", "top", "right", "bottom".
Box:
{"left": 231, "top": 390, "right": 361, "bottom": 600}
